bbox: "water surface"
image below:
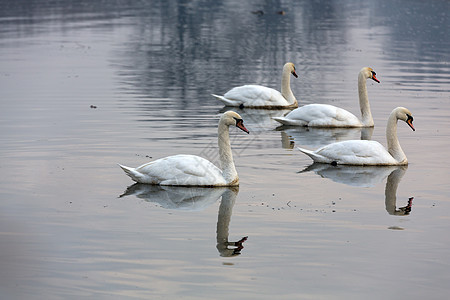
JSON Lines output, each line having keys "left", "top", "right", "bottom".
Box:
{"left": 1, "top": 0, "right": 449, "bottom": 299}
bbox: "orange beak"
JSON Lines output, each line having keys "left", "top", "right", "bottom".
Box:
{"left": 406, "top": 117, "right": 415, "bottom": 131}
{"left": 372, "top": 74, "right": 380, "bottom": 83}
{"left": 236, "top": 120, "right": 249, "bottom": 134}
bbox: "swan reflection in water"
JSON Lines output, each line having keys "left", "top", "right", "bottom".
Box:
{"left": 278, "top": 126, "right": 374, "bottom": 149}
{"left": 299, "top": 164, "right": 413, "bottom": 215}
{"left": 120, "top": 185, "right": 247, "bottom": 256}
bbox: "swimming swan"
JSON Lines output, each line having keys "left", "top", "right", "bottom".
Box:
{"left": 212, "top": 62, "right": 298, "bottom": 109}
{"left": 119, "top": 111, "right": 249, "bottom": 186}
{"left": 273, "top": 67, "right": 379, "bottom": 127}
{"left": 297, "top": 107, "right": 415, "bottom": 165}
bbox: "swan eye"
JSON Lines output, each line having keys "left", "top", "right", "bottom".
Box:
{"left": 233, "top": 117, "right": 249, "bottom": 133}
{"left": 406, "top": 114, "right": 415, "bottom": 131}
{"left": 370, "top": 70, "right": 380, "bottom": 83}
{"left": 407, "top": 114, "right": 413, "bottom": 121}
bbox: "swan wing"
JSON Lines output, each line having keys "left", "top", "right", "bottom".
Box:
{"left": 314, "top": 140, "right": 397, "bottom": 165}
{"left": 275, "top": 104, "right": 362, "bottom": 127}
{"left": 299, "top": 141, "right": 397, "bottom": 165}
{"left": 217, "top": 85, "right": 288, "bottom": 107}
{"left": 121, "top": 154, "right": 227, "bottom": 186}
{"left": 297, "top": 146, "right": 327, "bottom": 163}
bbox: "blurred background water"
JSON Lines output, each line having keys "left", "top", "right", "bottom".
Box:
{"left": 0, "top": 0, "right": 449, "bottom": 299}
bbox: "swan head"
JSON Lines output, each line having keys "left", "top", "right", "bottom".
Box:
{"left": 222, "top": 111, "right": 249, "bottom": 134}
{"left": 395, "top": 107, "right": 415, "bottom": 131}
{"left": 284, "top": 62, "right": 298, "bottom": 78}
{"left": 361, "top": 67, "right": 380, "bottom": 83}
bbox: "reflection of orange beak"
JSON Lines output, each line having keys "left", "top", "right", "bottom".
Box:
{"left": 237, "top": 121, "right": 250, "bottom": 134}
{"left": 407, "top": 118, "right": 415, "bottom": 131}
{"left": 292, "top": 71, "right": 298, "bottom": 78}
{"left": 372, "top": 74, "right": 380, "bottom": 83}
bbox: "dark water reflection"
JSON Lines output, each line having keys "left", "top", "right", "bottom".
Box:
{"left": 1, "top": 0, "right": 448, "bottom": 104}
{"left": 120, "top": 184, "right": 226, "bottom": 211}
{"left": 120, "top": 185, "right": 247, "bottom": 257}
{"left": 300, "top": 164, "right": 412, "bottom": 216}
{"left": 1, "top": 0, "right": 450, "bottom": 299}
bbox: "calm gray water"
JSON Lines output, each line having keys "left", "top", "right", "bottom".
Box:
{"left": 1, "top": 0, "right": 449, "bottom": 299}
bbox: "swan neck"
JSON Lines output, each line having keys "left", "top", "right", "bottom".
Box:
{"left": 218, "top": 120, "right": 239, "bottom": 185}
{"left": 358, "top": 72, "right": 374, "bottom": 127}
{"left": 281, "top": 67, "right": 297, "bottom": 105}
{"left": 386, "top": 113, "right": 407, "bottom": 164}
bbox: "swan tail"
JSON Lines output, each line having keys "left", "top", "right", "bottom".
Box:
{"left": 297, "top": 147, "right": 323, "bottom": 162}
{"left": 272, "top": 117, "right": 286, "bottom": 124}
{"left": 273, "top": 116, "right": 306, "bottom": 126}
{"left": 272, "top": 117, "right": 293, "bottom": 125}
{"left": 211, "top": 94, "right": 240, "bottom": 107}
{"left": 118, "top": 164, "right": 142, "bottom": 182}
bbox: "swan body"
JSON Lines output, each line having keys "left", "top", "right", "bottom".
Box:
{"left": 212, "top": 62, "right": 298, "bottom": 109}
{"left": 119, "top": 155, "right": 228, "bottom": 186}
{"left": 119, "top": 111, "right": 249, "bottom": 186}
{"left": 274, "top": 104, "right": 364, "bottom": 127}
{"left": 273, "top": 67, "right": 379, "bottom": 127}
{"left": 299, "top": 140, "right": 400, "bottom": 165}
{"left": 297, "top": 107, "right": 415, "bottom": 166}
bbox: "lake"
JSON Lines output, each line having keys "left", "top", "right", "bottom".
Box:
{"left": 0, "top": 0, "right": 449, "bottom": 299}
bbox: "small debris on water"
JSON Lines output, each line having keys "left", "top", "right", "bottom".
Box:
{"left": 388, "top": 226, "right": 404, "bottom": 230}
{"left": 252, "top": 10, "right": 264, "bottom": 15}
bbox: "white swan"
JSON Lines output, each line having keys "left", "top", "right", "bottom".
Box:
{"left": 212, "top": 62, "right": 298, "bottom": 109}
{"left": 118, "top": 111, "right": 249, "bottom": 186}
{"left": 273, "top": 67, "right": 379, "bottom": 127}
{"left": 297, "top": 107, "right": 415, "bottom": 165}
